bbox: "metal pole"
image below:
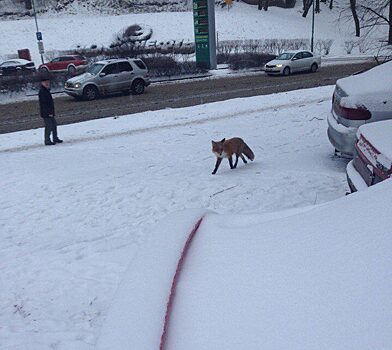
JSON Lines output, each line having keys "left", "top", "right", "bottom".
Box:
{"left": 311, "top": 0, "right": 315, "bottom": 52}
{"left": 31, "top": 0, "right": 44, "bottom": 64}
{"left": 208, "top": 0, "right": 217, "bottom": 70}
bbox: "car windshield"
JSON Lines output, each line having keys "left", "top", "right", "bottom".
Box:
{"left": 87, "top": 63, "right": 104, "bottom": 75}
{"left": 276, "top": 53, "right": 295, "bottom": 60}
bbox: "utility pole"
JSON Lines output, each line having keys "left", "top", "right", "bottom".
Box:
{"left": 31, "top": 0, "right": 45, "bottom": 64}
{"left": 311, "top": 0, "right": 315, "bottom": 52}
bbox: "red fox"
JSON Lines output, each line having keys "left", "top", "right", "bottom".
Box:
{"left": 211, "top": 137, "right": 255, "bottom": 174}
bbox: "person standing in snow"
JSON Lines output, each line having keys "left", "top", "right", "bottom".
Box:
{"left": 38, "top": 76, "right": 63, "bottom": 146}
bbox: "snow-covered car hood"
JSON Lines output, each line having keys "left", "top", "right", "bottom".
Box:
{"left": 265, "top": 59, "right": 288, "bottom": 66}
{"left": 337, "top": 60, "right": 392, "bottom": 112}
{"left": 66, "top": 72, "right": 92, "bottom": 84}
{"left": 357, "top": 120, "right": 392, "bottom": 163}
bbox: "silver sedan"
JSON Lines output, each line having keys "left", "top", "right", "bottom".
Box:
{"left": 264, "top": 50, "right": 321, "bottom": 76}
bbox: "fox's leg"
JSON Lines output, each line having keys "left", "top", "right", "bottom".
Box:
{"left": 212, "top": 158, "right": 223, "bottom": 175}
{"left": 240, "top": 154, "right": 247, "bottom": 164}
{"left": 229, "top": 156, "right": 234, "bottom": 169}
{"left": 233, "top": 154, "right": 239, "bottom": 168}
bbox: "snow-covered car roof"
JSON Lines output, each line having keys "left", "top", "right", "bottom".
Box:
{"left": 279, "top": 49, "right": 314, "bottom": 55}
{"left": 0, "top": 58, "right": 33, "bottom": 65}
{"left": 357, "top": 120, "right": 392, "bottom": 161}
{"left": 94, "top": 58, "right": 133, "bottom": 65}
{"left": 337, "top": 60, "right": 392, "bottom": 96}
{"left": 337, "top": 60, "right": 392, "bottom": 113}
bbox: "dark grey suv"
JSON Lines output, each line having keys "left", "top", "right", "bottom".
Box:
{"left": 64, "top": 58, "right": 150, "bottom": 100}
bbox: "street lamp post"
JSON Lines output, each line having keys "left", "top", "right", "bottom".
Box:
{"left": 31, "top": 0, "right": 45, "bottom": 64}
{"left": 311, "top": 0, "right": 315, "bottom": 52}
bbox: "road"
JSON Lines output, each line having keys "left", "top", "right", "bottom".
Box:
{"left": 0, "top": 62, "right": 375, "bottom": 134}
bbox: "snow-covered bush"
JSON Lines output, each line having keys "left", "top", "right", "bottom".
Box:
{"left": 217, "top": 39, "right": 308, "bottom": 56}
{"left": 0, "top": 72, "right": 65, "bottom": 93}
{"left": 358, "top": 40, "right": 371, "bottom": 54}
{"left": 111, "top": 24, "right": 153, "bottom": 48}
{"left": 141, "top": 56, "right": 205, "bottom": 77}
{"left": 321, "top": 39, "right": 333, "bottom": 55}
{"left": 225, "top": 53, "right": 276, "bottom": 70}
{"left": 344, "top": 40, "right": 355, "bottom": 54}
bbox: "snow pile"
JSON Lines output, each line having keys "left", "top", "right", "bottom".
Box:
{"left": 97, "top": 178, "right": 392, "bottom": 350}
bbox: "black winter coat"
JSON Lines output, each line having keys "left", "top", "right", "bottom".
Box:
{"left": 39, "top": 85, "right": 55, "bottom": 118}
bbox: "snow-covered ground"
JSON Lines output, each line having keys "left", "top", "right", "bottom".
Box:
{"left": 0, "top": 85, "right": 351, "bottom": 349}
{"left": 0, "top": 2, "right": 385, "bottom": 65}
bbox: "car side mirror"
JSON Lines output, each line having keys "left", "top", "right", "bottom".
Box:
{"left": 292, "top": 57, "right": 297, "bottom": 61}
{"left": 99, "top": 72, "right": 106, "bottom": 77}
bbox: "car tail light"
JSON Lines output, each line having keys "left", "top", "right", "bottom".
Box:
{"left": 357, "top": 134, "right": 392, "bottom": 179}
{"left": 376, "top": 154, "right": 392, "bottom": 177}
{"left": 340, "top": 106, "right": 371, "bottom": 120}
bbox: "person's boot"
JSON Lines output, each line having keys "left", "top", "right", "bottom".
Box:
{"left": 54, "top": 138, "right": 63, "bottom": 144}
{"left": 45, "top": 141, "right": 55, "bottom": 145}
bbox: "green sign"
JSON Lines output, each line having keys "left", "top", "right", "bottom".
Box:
{"left": 193, "top": 0, "right": 216, "bottom": 69}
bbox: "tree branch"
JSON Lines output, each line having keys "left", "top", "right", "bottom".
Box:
{"left": 361, "top": 5, "right": 390, "bottom": 24}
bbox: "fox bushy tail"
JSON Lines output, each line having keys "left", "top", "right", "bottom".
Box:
{"left": 243, "top": 143, "right": 255, "bottom": 161}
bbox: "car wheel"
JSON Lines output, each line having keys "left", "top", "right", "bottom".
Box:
{"left": 283, "top": 67, "right": 290, "bottom": 76}
{"left": 39, "top": 66, "right": 49, "bottom": 73}
{"left": 83, "top": 85, "right": 99, "bottom": 101}
{"left": 311, "top": 63, "right": 318, "bottom": 73}
{"left": 131, "top": 79, "right": 145, "bottom": 95}
{"left": 68, "top": 65, "right": 76, "bottom": 75}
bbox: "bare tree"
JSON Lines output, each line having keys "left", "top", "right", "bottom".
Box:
{"left": 390, "top": 0, "right": 392, "bottom": 44}
{"left": 315, "top": 0, "right": 320, "bottom": 13}
{"left": 350, "top": 0, "right": 361, "bottom": 37}
{"left": 361, "top": 0, "right": 392, "bottom": 45}
{"left": 303, "top": 0, "right": 320, "bottom": 17}
{"left": 302, "top": 0, "right": 313, "bottom": 17}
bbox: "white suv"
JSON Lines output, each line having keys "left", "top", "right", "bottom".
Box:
{"left": 64, "top": 58, "right": 150, "bottom": 100}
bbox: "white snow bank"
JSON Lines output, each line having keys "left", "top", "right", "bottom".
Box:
{"left": 172, "top": 179, "right": 392, "bottom": 350}
{"left": 97, "top": 179, "right": 392, "bottom": 349}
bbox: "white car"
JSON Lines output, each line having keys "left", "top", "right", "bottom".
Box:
{"left": 327, "top": 60, "right": 392, "bottom": 157}
{"left": 346, "top": 120, "right": 392, "bottom": 192}
{"left": 264, "top": 50, "right": 321, "bottom": 76}
{"left": 0, "top": 58, "right": 36, "bottom": 76}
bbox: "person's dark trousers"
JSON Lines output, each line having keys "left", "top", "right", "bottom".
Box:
{"left": 43, "top": 117, "right": 58, "bottom": 143}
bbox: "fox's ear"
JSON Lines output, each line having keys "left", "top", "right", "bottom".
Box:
{"left": 212, "top": 140, "right": 216, "bottom": 145}
{"left": 221, "top": 138, "right": 226, "bottom": 143}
